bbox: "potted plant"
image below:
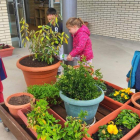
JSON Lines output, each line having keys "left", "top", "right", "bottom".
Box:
{"left": 85, "top": 104, "right": 140, "bottom": 140}
{"left": 0, "top": 44, "right": 14, "bottom": 58}
{"left": 16, "top": 18, "right": 68, "bottom": 86}
{"left": 5, "top": 92, "right": 35, "bottom": 123}
{"left": 18, "top": 99, "right": 90, "bottom": 140}
{"left": 56, "top": 59, "right": 104, "bottom": 125}
{"left": 27, "top": 83, "right": 61, "bottom": 106}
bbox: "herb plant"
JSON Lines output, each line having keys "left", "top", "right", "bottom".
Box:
{"left": 27, "top": 83, "right": 60, "bottom": 105}
{"left": 108, "top": 88, "right": 132, "bottom": 103}
{"left": 97, "top": 121, "right": 123, "bottom": 140}
{"left": 20, "top": 18, "right": 68, "bottom": 64}
{"left": 115, "top": 109, "right": 140, "bottom": 129}
{"left": 56, "top": 58, "right": 103, "bottom": 100}
{"left": 27, "top": 99, "right": 90, "bottom": 140}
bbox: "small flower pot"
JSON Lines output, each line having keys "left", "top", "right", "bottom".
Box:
{"left": 18, "top": 107, "right": 66, "bottom": 139}
{"left": 85, "top": 104, "right": 140, "bottom": 140}
{"left": 5, "top": 92, "right": 35, "bottom": 123}
{"left": 131, "top": 92, "right": 140, "bottom": 110}
{"left": 0, "top": 45, "right": 14, "bottom": 58}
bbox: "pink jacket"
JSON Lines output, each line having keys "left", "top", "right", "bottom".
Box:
{"left": 70, "top": 25, "right": 94, "bottom": 61}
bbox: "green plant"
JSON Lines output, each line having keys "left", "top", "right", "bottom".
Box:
{"left": 62, "top": 110, "right": 90, "bottom": 140}
{"left": 0, "top": 44, "right": 9, "bottom": 49}
{"left": 95, "top": 80, "right": 107, "bottom": 91}
{"left": 97, "top": 121, "right": 123, "bottom": 140}
{"left": 56, "top": 57, "right": 103, "bottom": 100}
{"left": 115, "top": 109, "right": 140, "bottom": 129}
{"left": 27, "top": 83, "right": 60, "bottom": 105}
{"left": 108, "top": 88, "right": 131, "bottom": 103}
{"left": 27, "top": 99, "right": 62, "bottom": 140}
{"left": 20, "top": 18, "right": 68, "bottom": 64}
{"left": 27, "top": 99, "right": 90, "bottom": 140}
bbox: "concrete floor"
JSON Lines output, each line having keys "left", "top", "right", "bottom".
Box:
{"left": 0, "top": 35, "right": 140, "bottom": 140}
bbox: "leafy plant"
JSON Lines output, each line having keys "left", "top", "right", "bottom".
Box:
{"left": 27, "top": 83, "right": 60, "bottom": 105}
{"left": 0, "top": 44, "right": 10, "bottom": 50}
{"left": 56, "top": 57, "right": 103, "bottom": 100}
{"left": 97, "top": 121, "right": 123, "bottom": 140}
{"left": 115, "top": 109, "right": 140, "bottom": 129}
{"left": 27, "top": 99, "right": 62, "bottom": 140}
{"left": 95, "top": 80, "right": 107, "bottom": 91}
{"left": 20, "top": 18, "right": 69, "bottom": 64}
{"left": 62, "top": 110, "right": 90, "bottom": 140}
{"left": 27, "top": 99, "right": 90, "bottom": 140}
{"left": 108, "top": 88, "right": 132, "bottom": 103}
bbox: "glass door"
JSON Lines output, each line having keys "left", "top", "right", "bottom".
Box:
{"left": 7, "top": 0, "right": 26, "bottom": 48}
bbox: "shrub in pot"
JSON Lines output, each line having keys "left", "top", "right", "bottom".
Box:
{"left": 16, "top": 18, "right": 68, "bottom": 86}
{"left": 27, "top": 83, "right": 61, "bottom": 106}
{"left": 56, "top": 59, "right": 105, "bottom": 125}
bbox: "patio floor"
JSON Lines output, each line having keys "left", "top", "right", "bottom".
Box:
{"left": 0, "top": 35, "right": 140, "bottom": 140}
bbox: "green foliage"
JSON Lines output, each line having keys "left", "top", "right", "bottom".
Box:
{"left": 56, "top": 58, "right": 103, "bottom": 100}
{"left": 115, "top": 109, "right": 140, "bottom": 130}
{"left": 108, "top": 88, "right": 131, "bottom": 103}
{"left": 20, "top": 18, "right": 68, "bottom": 64}
{"left": 95, "top": 80, "right": 107, "bottom": 91}
{"left": 27, "top": 100, "right": 90, "bottom": 140}
{"left": 27, "top": 83, "right": 60, "bottom": 105}
{"left": 62, "top": 111, "right": 90, "bottom": 140}
{"left": 97, "top": 123, "right": 123, "bottom": 140}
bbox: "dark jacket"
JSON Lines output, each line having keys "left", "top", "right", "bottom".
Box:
{"left": 0, "top": 57, "right": 7, "bottom": 81}
{"left": 47, "top": 21, "right": 63, "bottom": 33}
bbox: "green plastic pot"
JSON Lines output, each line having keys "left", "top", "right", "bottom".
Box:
{"left": 59, "top": 87, "right": 104, "bottom": 124}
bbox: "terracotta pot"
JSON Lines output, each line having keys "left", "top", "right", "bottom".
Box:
{"left": 5, "top": 92, "right": 35, "bottom": 122}
{"left": 16, "top": 55, "right": 61, "bottom": 86}
{"left": 85, "top": 104, "right": 140, "bottom": 140}
{"left": 0, "top": 45, "right": 14, "bottom": 58}
{"left": 73, "top": 65, "right": 94, "bottom": 75}
{"left": 18, "top": 107, "right": 66, "bottom": 139}
{"left": 131, "top": 92, "right": 140, "bottom": 110}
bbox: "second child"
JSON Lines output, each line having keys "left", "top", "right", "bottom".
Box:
{"left": 66, "top": 17, "right": 94, "bottom": 65}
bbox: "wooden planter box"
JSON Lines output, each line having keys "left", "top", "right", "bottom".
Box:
{"left": 0, "top": 103, "right": 34, "bottom": 140}
{"left": 84, "top": 104, "right": 140, "bottom": 140}
{"left": 0, "top": 46, "right": 14, "bottom": 58}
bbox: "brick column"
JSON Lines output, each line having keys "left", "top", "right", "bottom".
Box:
{"left": 0, "top": 0, "right": 12, "bottom": 45}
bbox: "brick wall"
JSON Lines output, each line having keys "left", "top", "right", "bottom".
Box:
{"left": 0, "top": 0, "right": 12, "bottom": 45}
{"left": 77, "top": 0, "right": 140, "bottom": 41}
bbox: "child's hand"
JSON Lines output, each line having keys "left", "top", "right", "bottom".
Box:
{"left": 126, "top": 77, "right": 130, "bottom": 82}
{"left": 67, "top": 54, "right": 72, "bottom": 61}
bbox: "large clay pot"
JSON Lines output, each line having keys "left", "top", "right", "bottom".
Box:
{"left": 5, "top": 92, "right": 35, "bottom": 122}
{"left": 0, "top": 45, "right": 14, "bottom": 58}
{"left": 131, "top": 92, "right": 140, "bottom": 110}
{"left": 16, "top": 55, "right": 61, "bottom": 86}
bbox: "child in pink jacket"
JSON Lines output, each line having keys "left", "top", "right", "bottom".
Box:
{"left": 66, "top": 17, "right": 93, "bottom": 65}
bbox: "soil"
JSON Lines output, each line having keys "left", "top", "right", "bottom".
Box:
{"left": 136, "top": 99, "right": 140, "bottom": 105}
{"left": 19, "top": 55, "right": 59, "bottom": 67}
{"left": 91, "top": 120, "right": 131, "bottom": 140}
{"left": 104, "top": 83, "right": 116, "bottom": 96}
{"left": 8, "top": 95, "right": 31, "bottom": 105}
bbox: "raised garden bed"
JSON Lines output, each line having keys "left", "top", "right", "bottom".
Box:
{"left": 0, "top": 100, "right": 117, "bottom": 140}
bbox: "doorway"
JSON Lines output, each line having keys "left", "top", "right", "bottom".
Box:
{"left": 6, "top": 0, "right": 26, "bottom": 48}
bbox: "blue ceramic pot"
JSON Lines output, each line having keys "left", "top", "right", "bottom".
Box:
{"left": 60, "top": 87, "right": 104, "bottom": 124}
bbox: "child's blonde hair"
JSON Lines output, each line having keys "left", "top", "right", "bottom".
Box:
{"left": 66, "top": 17, "right": 84, "bottom": 28}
